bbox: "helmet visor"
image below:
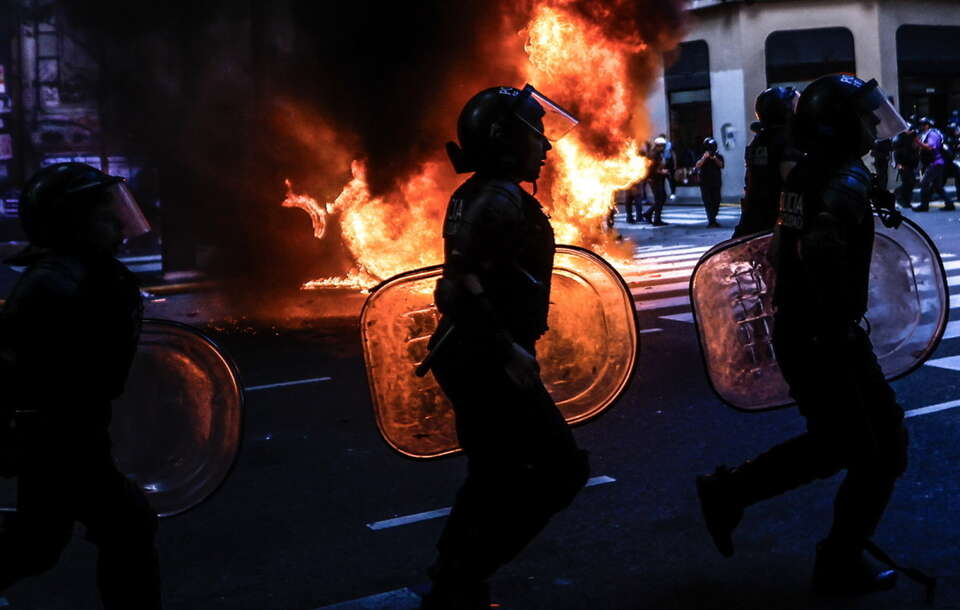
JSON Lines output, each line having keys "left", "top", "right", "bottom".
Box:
{"left": 872, "top": 97, "right": 911, "bottom": 141}
{"left": 105, "top": 182, "right": 151, "bottom": 240}
{"left": 515, "top": 85, "right": 579, "bottom": 141}
{"left": 856, "top": 79, "right": 910, "bottom": 141}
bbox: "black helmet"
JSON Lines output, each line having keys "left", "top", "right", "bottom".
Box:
{"left": 792, "top": 74, "right": 906, "bottom": 158}
{"left": 446, "top": 84, "right": 577, "bottom": 174}
{"left": 18, "top": 162, "right": 150, "bottom": 251}
{"left": 755, "top": 86, "right": 798, "bottom": 127}
{"left": 703, "top": 137, "right": 718, "bottom": 153}
{"left": 19, "top": 163, "right": 123, "bottom": 247}
{"left": 918, "top": 116, "right": 934, "bottom": 128}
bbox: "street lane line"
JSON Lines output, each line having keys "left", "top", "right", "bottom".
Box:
{"left": 630, "top": 281, "right": 689, "bottom": 296}
{"left": 635, "top": 243, "right": 696, "bottom": 253}
{"left": 634, "top": 252, "right": 706, "bottom": 265}
{"left": 635, "top": 295, "right": 690, "bottom": 312}
{"left": 924, "top": 355, "right": 960, "bottom": 371}
{"left": 316, "top": 587, "right": 422, "bottom": 610}
{"left": 905, "top": 399, "right": 960, "bottom": 419}
{"left": 367, "top": 475, "right": 616, "bottom": 531}
{"left": 942, "top": 319, "right": 960, "bottom": 340}
{"left": 634, "top": 245, "right": 711, "bottom": 258}
{"left": 245, "top": 377, "right": 332, "bottom": 392}
{"left": 659, "top": 312, "right": 695, "bottom": 323}
{"left": 623, "top": 268, "right": 698, "bottom": 282}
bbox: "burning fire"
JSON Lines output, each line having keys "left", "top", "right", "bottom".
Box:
{"left": 283, "top": 0, "right": 667, "bottom": 290}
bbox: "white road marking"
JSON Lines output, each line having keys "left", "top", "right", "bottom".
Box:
{"left": 639, "top": 328, "right": 664, "bottom": 334}
{"left": 635, "top": 243, "right": 696, "bottom": 253}
{"left": 633, "top": 245, "right": 711, "bottom": 259}
{"left": 659, "top": 312, "right": 695, "bottom": 323}
{"left": 634, "top": 295, "right": 690, "bottom": 312}
{"left": 633, "top": 252, "right": 706, "bottom": 265}
{"left": 119, "top": 254, "right": 162, "bottom": 263}
{"left": 942, "top": 319, "right": 960, "bottom": 340}
{"left": 245, "top": 377, "right": 333, "bottom": 392}
{"left": 315, "top": 587, "right": 422, "bottom": 610}
{"left": 924, "top": 355, "right": 960, "bottom": 371}
{"left": 125, "top": 262, "right": 162, "bottom": 273}
{"left": 367, "top": 476, "right": 617, "bottom": 531}
{"left": 905, "top": 399, "right": 960, "bottom": 418}
{"left": 630, "top": 281, "right": 689, "bottom": 296}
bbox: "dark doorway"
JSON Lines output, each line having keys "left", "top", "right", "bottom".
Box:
{"left": 897, "top": 25, "right": 960, "bottom": 127}
{"left": 664, "top": 40, "right": 712, "bottom": 169}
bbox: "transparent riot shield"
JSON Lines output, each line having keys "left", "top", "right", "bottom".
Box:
{"left": 110, "top": 319, "right": 244, "bottom": 516}
{"left": 691, "top": 215, "right": 948, "bottom": 411}
{"left": 361, "top": 245, "right": 639, "bottom": 459}
{"left": 0, "top": 319, "right": 244, "bottom": 517}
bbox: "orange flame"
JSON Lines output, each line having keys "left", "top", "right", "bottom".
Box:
{"left": 285, "top": 0, "right": 661, "bottom": 289}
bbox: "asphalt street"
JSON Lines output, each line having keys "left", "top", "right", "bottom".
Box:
{"left": 4, "top": 201, "right": 960, "bottom": 609}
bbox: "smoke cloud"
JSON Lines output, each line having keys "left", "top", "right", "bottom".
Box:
{"left": 61, "top": 0, "right": 685, "bottom": 299}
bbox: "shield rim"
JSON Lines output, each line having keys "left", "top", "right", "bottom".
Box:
{"left": 689, "top": 214, "right": 949, "bottom": 413}
{"left": 359, "top": 244, "right": 641, "bottom": 460}
{"left": 137, "top": 318, "right": 246, "bottom": 518}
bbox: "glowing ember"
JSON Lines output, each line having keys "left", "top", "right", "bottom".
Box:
{"left": 285, "top": 0, "right": 669, "bottom": 289}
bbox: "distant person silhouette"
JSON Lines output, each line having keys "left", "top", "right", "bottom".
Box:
{"left": 0, "top": 163, "right": 160, "bottom": 609}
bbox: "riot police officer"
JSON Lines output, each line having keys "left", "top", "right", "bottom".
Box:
{"left": 696, "top": 75, "right": 915, "bottom": 596}
{"left": 943, "top": 122, "right": 960, "bottom": 201}
{"left": 733, "top": 86, "right": 802, "bottom": 237}
{"left": 695, "top": 137, "right": 725, "bottom": 227}
{"left": 0, "top": 163, "right": 160, "bottom": 608}
{"left": 420, "top": 86, "right": 589, "bottom": 609}
{"left": 892, "top": 125, "right": 920, "bottom": 209}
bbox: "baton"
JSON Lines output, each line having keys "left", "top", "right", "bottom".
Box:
{"left": 415, "top": 324, "right": 455, "bottom": 377}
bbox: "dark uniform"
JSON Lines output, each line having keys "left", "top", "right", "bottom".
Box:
{"left": 943, "top": 125, "right": 960, "bottom": 197}
{"left": 697, "top": 74, "right": 917, "bottom": 596}
{"left": 892, "top": 130, "right": 919, "bottom": 209}
{"left": 766, "top": 159, "right": 907, "bottom": 550}
{"left": 734, "top": 87, "right": 802, "bottom": 238}
{"left": 427, "top": 174, "right": 589, "bottom": 599}
{"left": 0, "top": 252, "right": 161, "bottom": 609}
{"left": 697, "top": 138, "right": 724, "bottom": 227}
{"left": 643, "top": 148, "right": 669, "bottom": 225}
{"left": 735, "top": 128, "right": 793, "bottom": 236}
{"left": 423, "top": 85, "right": 588, "bottom": 608}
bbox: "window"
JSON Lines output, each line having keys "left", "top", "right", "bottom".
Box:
{"left": 897, "top": 25, "right": 960, "bottom": 128}
{"left": 665, "top": 40, "right": 712, "bottom": 169}
{"left": 765, "top": 27, "right": 855, "bottom": 90}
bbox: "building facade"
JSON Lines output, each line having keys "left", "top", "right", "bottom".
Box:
{"left": 647, "top": 0, "right": 960, "bottom": 200}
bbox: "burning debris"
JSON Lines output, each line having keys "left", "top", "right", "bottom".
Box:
{"left": 283, "top": 0, "right": 686, "bottom": 290}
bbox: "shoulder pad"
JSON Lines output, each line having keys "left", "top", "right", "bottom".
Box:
{"left": 463, "top": 179, "right": 525, "bottom": 225}
{"left": 821, "top": 163, "right": 871, "bottom": 222}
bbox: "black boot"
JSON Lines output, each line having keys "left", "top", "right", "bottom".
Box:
{"left": 695, "top": 466, "right": 743, "bottom": 557}
{"left": 812, "top": 538, "right": 897, "bottom": 596}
